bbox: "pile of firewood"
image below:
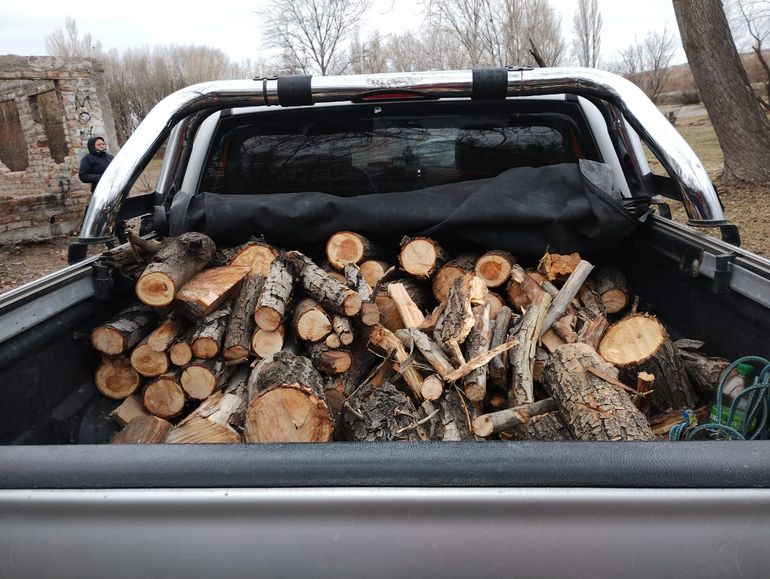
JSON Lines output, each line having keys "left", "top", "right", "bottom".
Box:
{"left": 93, "top": 231, "right": 729, "bottom": 444}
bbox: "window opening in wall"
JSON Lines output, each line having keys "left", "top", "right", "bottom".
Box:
{"left": 35, "top": 89, "right": 69, "bottom": 163}
{"left": 0, "top": 99, "right": 29, "bottom": 171}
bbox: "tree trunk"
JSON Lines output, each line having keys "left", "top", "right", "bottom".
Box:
{"left": 673, "top": 0, "right": 770, "bottom": 184}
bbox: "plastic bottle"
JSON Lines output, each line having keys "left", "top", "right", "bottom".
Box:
{"left": 709, "top": 363, "right": 756, "bottom": 430}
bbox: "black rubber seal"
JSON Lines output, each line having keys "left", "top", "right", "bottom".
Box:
{"left": 277, "top": 75, "right": 313, "bottom": 107}
{"left": 472, "top": 68, "right": 509, "bottom": 100}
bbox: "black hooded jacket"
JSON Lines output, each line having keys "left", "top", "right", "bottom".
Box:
{"left": 79, "top": 137, "right": 114, "bottom": 192}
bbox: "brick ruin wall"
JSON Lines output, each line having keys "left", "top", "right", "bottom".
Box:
{"left": 0, "top": 56, "right": 118, "bottom": 243}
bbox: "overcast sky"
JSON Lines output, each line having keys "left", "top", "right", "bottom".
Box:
{"left": 0, "top": 0, "right": 685, "bottom": 66}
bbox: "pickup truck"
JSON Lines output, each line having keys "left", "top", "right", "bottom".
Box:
{"left": 1, "top": 68, "right": 770, "bottom": 578}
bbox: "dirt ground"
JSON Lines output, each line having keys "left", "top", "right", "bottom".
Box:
{"left": 0, "top": 111, "right": 767, "bottom": 294}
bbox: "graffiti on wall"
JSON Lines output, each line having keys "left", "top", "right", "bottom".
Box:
{"left": 75, "top": 89, "right": 93, "bottom": 142}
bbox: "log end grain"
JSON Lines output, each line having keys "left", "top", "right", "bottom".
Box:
{"left": 295, "top": 308, "right": 333, "bottom": 342}
{"left": 601, "top": 289, "right": 629, "bottom": 314}
{"left": 421, "top": 374, "right": 444, "bottom": 401}
{"left": 254, "top": 306, "right": 283, "bottom": 332}
{"left": 181, "top": 364, "right": 217, "bottom": 400}
{"left": 475, "top": 252, "right": 515, "bottom": 288}
{"left": 223, "top": 344, "right": 250, "bottom": 361}
{"left": 598, "top": 314, "right": 668, "bottom": 367}
{"left": 400, "top": 238, "right": 440, "bottom": 278}
{"left": 251, "top": 328, "right": 285, "bottom": 359}
{"left": 229, "top": 243, "right": 278, "bottom": 276}
{"left": 143, "top": 376, "right": 186, "bottom": 419}
{"left": 166, "top": 418, "right": 242, "bottom": 444}
{"left": 135, "top": 272, "right": 176, "bottom": 307}
{"left": 169, "top": 342, "right": 193, "bottom": 367}
{"left": 130, "top": 344, "right": 169, "bottom": 377}
{"left": 192, "top": 337, "right": 220, "bottom": 359}
{"left": 90, "top": 327, "right": 126, "bottom": 356}
{"left": 359, "top": 260, "right": 390, "bottom": 288}
{"left": 244, "top": 387, "right": 334, "bottom": 443}
{"left": 95, "top": 356, "right": 141, "bottom": 400}
{"left": 342, "top": 291, "right": 363, "bottom": 316}
{"left": 326, "top": 232, "right": 366, "bottom": 269}
{"left": 111, "top": 415, "right": 172, "bottom": 444}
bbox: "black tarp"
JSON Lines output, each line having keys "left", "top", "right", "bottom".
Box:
{"left": 177, "top": 160, "right": 650, "bottom": 257}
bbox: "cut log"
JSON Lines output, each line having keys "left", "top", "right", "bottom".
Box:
{"left": 387, "top": 282, "right": 425, "bottom": 328}
{"left": 254, "top": 257, "right": 293, "bottom": 332}
{"left": 396, "top": 328, "right": 454, "bottom": 378}
{"left": 130, "top": 337, "right": 169, "bottom": 377}
{"left": 475, "top": 250, "right": 516, "bottom": 288}
{"left": 435, "top": 274, "right": 476, "bottom": 365}
{"left": 633, "top": 371, "right": 655, "bottom": 414}
{"left": 375, "top": 278, "right": 430, "bottom": 332}
{"left": 577, "top": 314, "right": 609, "bottom": 349}
{"left": 111, "top": 415, "right": 172, "bottom": 444}
{"left": 287, "top": 251, "right": 362, "bottom": 316}
{"left": 505, "top": 412, "right": 573, "bottom": 441}
{"left": 399, "top": 236, "right": 448, "bottom": 279}
{"left": 343, "top": 381, "right": 425, "bottom": 441}
{"left": 181, "top": 359, "right": 229, "bottom": 400}
{"left": 91, "top": 304, "right": 156, "bottom": 355}
{"left": 308, "top": 342, "right": 353, "bottom": 375}
{"left": 538, "top": 252, "right": 581, "bottom": 282}
{"left": 463, "top": 304, "right": 491, "bottom": 402}
{"left": 326, "top": 231, "right": 386, "bottom": 270}
{"left": 169, "top": 328, "right": 194, "bottom": 367}
{"left": 227, "top": 241, "right": 278, "bottom": 276}
{"left": 419, "top": 386, "right": 477, "bottom": 441}
{"left": 292, "top": 298, "right": 333, "bottom": 342}
{"left": 359, "top": 302, "right": 381, "bottom": 327}
{"left": 421, "top": 374, "right": 445, "bottom": 401}
{"left": 577, "top": 281, "right": 606, "bottom": 321}
{"left": 110, "top": 394, "right": 148, "bottom": 427}
{"left": 332, "top": 315, "right": 354, "bottom": 346}
{"left": 142, "top": 372, "right": 186, "bottom": 419}
{"left": 593, "top": 266, "right": 630, "bottom": 314}
{"left": 552, "top": 309, "right": 578, "bottom": 343}
{"left": 344, "top": 263, "right": 373, "bottom": 300}
{"left": 359, "top": 260, "right": 392, "bottom": 289}
{"left": 484, "top": 292, "right": 505, "bottom": 320}
{"left": 175, "top": 266, "right": 250, "bottom": 319}
{"left": 488, "top": 306, "right": 513, "bottom": 388}
{"left": 147, "top": 316, "right": 184, "bottom": 353}
{"left": 544, "top": 343, "right": 655, "bottom": 441}
{"left": 540, "top": 260, "right": 594, "bottom": 336}
{"left": 598, "top": 314, "right": 698, "bottom": 413}
{"left": 244, "top": 351, "right": 333, "bottom": 442}
{"left": 325, "top": 332, "right": 342, "bottom": 349}
{"left": 368, "top": 325, "right": 424, "bottom": 401}
{"left": 223, "top": 273, "right": 265, "bottom": 360}
{"left": 509, "top": 292, "right": 552, "bottom": 406}
{"left": 191, "top": 302, "right": 232, "bottom": 359}
{"left": 472, "top": 398, "right": 558, "bottom": 437}
{"left": 432, "top": 254, "right": 478, "bottom": 302}
{"left": 251, "top": 325, "right": 285, "bottom": 359}
{"left": 135, "top": 232, "right": 216, "bottom": 307}
{"left": 95, "top": 355, "right": 141, "bottom": 400}
{"left": 678, "top": 349, "right": 730, "bottom": 394}
{"left": 506, "top": 265, "right": 545, "bottom": 312}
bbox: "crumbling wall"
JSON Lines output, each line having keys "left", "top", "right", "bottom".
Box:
{"left": 0, "top": 56, "right": 118, "bottom": 243}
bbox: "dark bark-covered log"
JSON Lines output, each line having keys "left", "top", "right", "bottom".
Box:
{"left": 472, "top": 398, "right": 558, "bottom": 437}
{"left": 343, "top": 381, "right": 425, "bottom": 441}
{"left": 677, "top": 349, "right": 730, "bottom": 395}
{"left": 254, "top": 257, "right": 293, "bottom": 332}
{"left": 592, "top": 266, "right": 630, "bottom": 314}
{"left": 308, "top": 342, "right": 353, "bottom": 375}
{"left": 191, "top": 303, "right": 232, "bottom": 359}
{"left": 175, "top": 266, "right": 250, "bottom": 319}
{"left": 147, "top": 316, "right": 184, "bottom": 353}
{"left": 505, "top": 412, "right": 573, "bottom": 441}
{"left": 488, "top": 306, "right": 513, "bottom": 388}
{"left": 387, "top": 282, "right": 425, "bottom": 328}
{"left": 359, "top": 260, "right": 392, "bottom": 289}
{"left": 577, "top": 314, "right": 609, "bottom": 349}
{"left": 91, "top": 304, "right": 156, "bottom": 355}
{"left": 538, "top": 252, "right": 581, "bottom": 282}
{"left": 375, "top": 278, "right": 430, "bottom": 332}
{"left": 544, "top": 343, "right": 655, "bottom": 441}
{"left": 396, "top": 328, "right": 454, "bottom": 378}
{"left": 326, "top": 231, "right": 387, "bottom": 270}
{"left": 95, "top": 355, "right": 142, "bottom": 400}
{"left": 509, "top": 292, "right": 552, "bottom": 406}
{"left": 332, "top": 315, "right": 354, "bottom": 346}
{"left": 110, "top": 394, "right": 147, "bottom": 427}
{"left": 142, "top": 372, "right": 185, "bottom": 419}
{"left": 287, "top": 251, "right": 362, "bottom": 317}
{"left": 227, "top": 241, "right": 278, "bottom": 276}
{"left": 435, "top": 274, "right": 476, "bottom": 365}
{"left": 245, "top": 351, "right": 333, "bottom": 442}
{"left": 475, "top": 250, "right": 516, "bottom": 289}
{"left": 432, "top": 253, "right": 478, "bottom": 302}
{"left": 135, "top": 232, "right": 216, "bottom": 307}
{"left": 368, "top": 325, "right": 424, "bottom": 401}
{"left": 251, "top": 325, "right": 285, "bottom": 359}
{"left": 169, "top": 328, "right": 194, "bottom": 367}
{"left": 344, "top": 263, "right": 373, "bottom": 301}
{"left": 598, "top": 314, "right": 698, "bottom": 413}
{"left": 540, "top": 260, "right": 594, "bottom": 336}
{"left": 180, "top": 359, "right": 230, "bottom": 400}
{"left": 111, "top": 415, "right": 172, "bottom": 444}
{"left": 506, "top": 265, "right": 546, "bottom": 312}
{"left": 463, "top": 304, "right": 491, "bottom": 402}
{"left": 577, "top": 280, "right": 606, "bottom": 320}
{"left": 223, "top": 273, "right": 265, "bottom": 360}
{"left": 399, "top": 236, "right": 449, "bottom": 280}
{"left": 130, "top": 337, "right": 169, "bottom": 377}
{"left": 292, "top": 298, "right": 333, "bottom": 342}
{"left": 419, "top": 386, "right": 477, "bottom": 441}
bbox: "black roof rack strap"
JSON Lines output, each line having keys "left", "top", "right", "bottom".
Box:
{"left": 472, "top": 68, "right": 509, "bottom": 100}
{"left": 277, "top": 75, "right": 313, "bottom": 107}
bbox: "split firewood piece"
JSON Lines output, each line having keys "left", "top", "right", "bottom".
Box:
{"left": 359, "top": 260, "right": 392, "bottom": 289}
{"left": 532, "top": 347, "right": 549, "bottom": 384}
{"left": 169, "top": 328, "right": 194, "bottom": 367}
{"left": 509, "top": 292, "right": 553, "bottom": 406}
{"left": 130, "top": 337, "right": 169, "bottom": 377}
{"left": 472, "top": 398, "right": 558, "bottom": 437}
{"left": 223, "top": 273, "right": 265, "bottom": 360}
{"left": 432, "top": 253, "right": 478, "bottom": 302}
{"left": 538, "top": 252, "right": 581, "bottom": 282}
{"left": 488, "top": 306, "right": 513, "bottom": 388}
{"left": 227, "top": 241, "right": 278, "bottom": 276}
{"left": 436, "top": 274, "right": 476, "bottom": 365}
{"left": 244, "top": 351, "right": 334, "bottom": 442}
{"left": 540, "top": 329, "right": 566, "bottom": 354}
{"left": 147, "top": 316, "right": 184, "bottom": 353}
{"left": 592, "top": 266, "right": 630, "bottom": 314}
{"left": 633, "top": 371, "right": 655, "bottom": 414}
{"left": 475, "top": 250, "right": 516, "bottom": 289}
{"left": 332, "top": 315, "right": 354, "bottom": 346}
{"left": 292, "top": 298, "right": 333, "bottom": 342}
{"left": 504, "top": 412, "right": 573, "bottom": 441}
{"left": 387, "top": 282, "right": 425, "bottom": 328}
{"left": 484, "top": 292, "right": 505, "bottom": 320}
{"left": 189, "top": 302, "right": 232, "bottom": 360}
{"left": 111, "top": 415, "right": 172, "bottom": 444}
{"left": 577, "top": 281, "right": 606, "bottom": 321}
{"left": 375, "top": 278, "right": 430, "bottom": 332}
{"left": 95, "top": 355, "right": 142, "bottom": 400}
{"left": 344, "top": 263, "right": 380, "bottom": 326}
{"left": 540, "top": 260, "right": 594, "bottom": 337}
{"left": 287, "top": 251, "right": 362, "bottom": 316}
{"left": 254, "top": 257, "right": 293, "bottom": 331}
{"left": 343, "top": 381, "right": 426, "bottom": 442}
{"left": 598, "top": 314, "right": 698, "bottom": 413}
{"left": 326, "top": 231, "right": 387, "bottom": 270}
{"left": 175, "top": 266, "right": 250, "bottom": 319}
{"left": 142, "top": 372, "right": 186, "bottom": 419}
{"left": 396, "top": 328, "right": 454, "bottom": 378}
{"left": 419, "top": 386, "right": 478, "bottom": 441}
{"left": 552, "top": 309, "right": 578, "bottom": 343}
{"left": 251, "top": 325, "right": 285, "bottom": 359}
{"left": 463, "top": 303, "right": 491, "bottom": 402}
{"left": 91, "top": 304, "right": 156, "bottom": 355}
{"left": 420, "top": 374, "right": 445, "bottom": 401}
{"left": 577, "top": 314, "right": 609, "bottom": 349}
{"left": 399, "top": 236, "right": 449, "bottom": 280}
{"left": 308, "top": 342, "right": 353, "bottom": 375}
{"left": 443, "top": 338, "right": 519, "bottom": 382}
{"left": 110, "top": 394, "right": 148, "bottom": 427}
{"left": 135, "top": 232, "right": 216, "bottom": 307}
{"left": 368, "top": 325, "right": 424, "bottom": 401}
{"left": 181, "top": 359, "right": 230, "bottom": 401}
{"left": 506, "top": 265, "right": 546, "bottom": 312}
{"left": 544, "top": 343, "right": 655, "bottom": 441}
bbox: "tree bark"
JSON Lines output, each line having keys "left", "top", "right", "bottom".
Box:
{"left": 432, "top": 254, "right": 478, "bottom": 302}
{"left": 223, "top": 273, "right": 265, "bottom": 360}
{"left": 343, "top": 382, "right": 425, "bottom": 441}
{"left": 287, "top": 251, "right": 362, "bottom": 316}
{"left": 488, "top": 306, "right": 513, "bottom": 388}
{"left": 91, "top": 304, "right": 156, "bottom": 355}
{"left": 191, "top": 303, "right": 232, "bottom": 359}
{"left": 419, "top": 386, "right": 478, "bottom": 441}
{"left": 472, "top": 398, "right": 558, "bottom": 437}
{"left": 673, "top": 0, "right": 770, "bottom": 184}
{"left": 592, "top": 267, "right": 629, "bottom": 314}
{"left": 254, "top": 257, "right": 293, "bottom": 332}
{"left": 509, "top": 292, "right": 552, "bottom": 406}
{"left": 505, "top": 412, "right": 573, "bottom": 441}
{"left": 463, "top": 304, "right": 491, "bottom": 402}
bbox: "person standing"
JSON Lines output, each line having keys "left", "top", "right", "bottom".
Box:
{"left": 79, "top": 136, "right": 114, "bottom": 192}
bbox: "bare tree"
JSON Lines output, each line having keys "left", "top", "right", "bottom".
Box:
{"left": 673, "top": 0, "right": 770, "bottom": 185}
{"left": 350, "top": 29, "right": 390, "bottom": 74}
{"left": 44, "top": 16, "right": 103, "bottom": 58}
{"left": 572, "top": 0, "right": 602, "bottom": 67}
{"left": 727, "top": 0, "right": 770, "bottom": 108}
{"left": 261, "top": 0, "right": 372, "bottom": 75}
{"left": 617, "top": 26, "right": 677, "bottom": 103}
{"left": 425, "top": 0, "right": 486, "bottom": 67}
